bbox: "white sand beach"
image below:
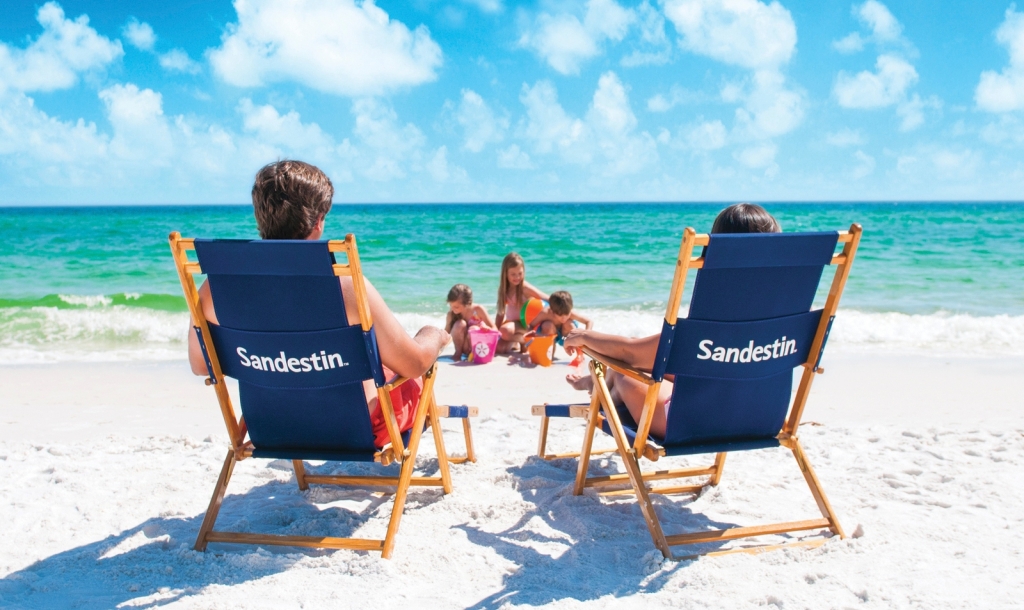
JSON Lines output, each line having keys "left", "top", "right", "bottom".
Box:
{"left": 1, "top": 348, "right": 1022, "bottom": 609}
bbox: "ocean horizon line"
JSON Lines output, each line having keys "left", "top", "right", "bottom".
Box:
{"left": 2, "top": 200, "right": 1024, "bottom": 210}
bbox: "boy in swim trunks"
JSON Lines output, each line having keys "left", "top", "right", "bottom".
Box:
{"left": 523, "top": 290, "right": 593, "bottom": 362}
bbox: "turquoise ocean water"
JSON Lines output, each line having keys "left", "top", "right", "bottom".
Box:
{"left": 1, "top": 203, "right": 1022, "bottom": 362}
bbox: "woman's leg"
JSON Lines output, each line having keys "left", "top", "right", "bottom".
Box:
{"left": 450, "top": 319, "right": 469, "bottom": 360}
{"left": 607, "top": 370, "right": 672, "bottom": 439}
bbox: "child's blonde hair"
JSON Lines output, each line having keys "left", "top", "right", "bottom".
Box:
{"left": 497, "top": 252, "right": 525, "bottom": 313}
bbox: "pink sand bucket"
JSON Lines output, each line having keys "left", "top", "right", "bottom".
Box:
{"left": 468, "top": 327, "right": 501, "bottom": 364}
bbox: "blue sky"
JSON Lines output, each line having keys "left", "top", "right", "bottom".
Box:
{"left": 1, "top": 0, "right": 1024, "bottom": 203}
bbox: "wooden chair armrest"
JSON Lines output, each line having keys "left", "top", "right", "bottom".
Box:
{"left": 383, "top": 374, "right": 412, "bottom": 391}
{"left": 581, "top": 347, "right": 656, "bottom": 386}
{"left": 531, "top": 404, "right": 590, "bottom": 418}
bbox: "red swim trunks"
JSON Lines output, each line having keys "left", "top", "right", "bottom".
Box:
{"left": 370, "top": 366, "right": 424, "bottom": 449}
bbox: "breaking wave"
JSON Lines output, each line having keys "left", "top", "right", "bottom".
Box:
{"left": 1, "top": 295, "right": 1022, "bottom": 363}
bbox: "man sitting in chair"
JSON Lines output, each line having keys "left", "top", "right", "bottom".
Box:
{"left": 188, "top": 160, "right": 450, "bottom": 448}
{"left": 564, "top": 203, "right": 781, "bottom": 439}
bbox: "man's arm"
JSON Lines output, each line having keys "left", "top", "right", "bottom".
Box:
{"left": 343, "top": 276, "right": 450, "bottom": 379}
{"left": 562, "top": 329, "right": 660, "bottom": 370}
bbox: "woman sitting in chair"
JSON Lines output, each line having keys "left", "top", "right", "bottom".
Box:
{"left": 563, "top": 203, "right": 780, "bottom": 439}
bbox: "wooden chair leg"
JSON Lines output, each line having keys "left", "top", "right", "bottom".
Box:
{"left": 791, "top": 440, "right": 845, "bottom": 538}
{"left": 292, "top": 459, "right": 309, "bottom": 491}
{"left": 461, "top": 417, "right": 476, "bottom": 463}
{"left": 573, "top": 388, "right": 602, "bottom": 495}
{"left": 382, "top": 373, "right": 435, "bottom": 559}
{"left": 195, "top": 449, "right": 237, "bottom": 552}
{"left": 428, "top": 394, "right": 453, "bottom": 494}
{"left": 537, "top": 415, "right": 550, "bottom": 457}
{"left": 710, "top": 452, "right": 727, "bottom": 486}
{"left": 593, "top": 363, "right": 671, "bottom": 557}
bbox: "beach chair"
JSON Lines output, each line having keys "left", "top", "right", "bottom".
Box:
{"left": 168, "top": 232, "right": 477, "bottom": 558}
{"left": 537, "top": 225, "right": 862, "bottom": 559}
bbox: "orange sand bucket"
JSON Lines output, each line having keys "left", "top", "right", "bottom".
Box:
{"left": 527, "top": 334, "right": 556, "bottom": 367}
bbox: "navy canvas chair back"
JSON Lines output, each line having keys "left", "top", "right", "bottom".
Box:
{"left": 193, "top": 239, "right": 386, "bottom": 461}
{"left": 650, "top": 232, "right": 839, "bottom": 455}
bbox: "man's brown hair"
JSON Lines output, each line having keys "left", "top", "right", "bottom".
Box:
{"left": 252, "top": 160, "right": 334, "bottom": 239}
{"left": 548, "top": 290, "right": 573, "bottom": 316}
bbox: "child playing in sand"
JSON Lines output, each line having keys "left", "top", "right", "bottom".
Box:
{"left": 494, "top": 252, "right": 549, "bottom": 354}
{"left": 523, "top": 290, "right": 593, "bottom": 365}
{"left": 445, "top": 284, "right": 496, "bottom": 361}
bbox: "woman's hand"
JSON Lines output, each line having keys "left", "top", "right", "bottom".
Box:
{"left": 562, "top": 328, "right": 588, "bottom": 354}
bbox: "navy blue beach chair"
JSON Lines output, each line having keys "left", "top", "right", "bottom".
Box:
{"left": 169, "top": 232, "right": 476, "bottom": 558}
{"left": 534, "top": 225, "right": 862, "bottom": 559}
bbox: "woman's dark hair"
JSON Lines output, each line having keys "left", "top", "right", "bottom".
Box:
{"left": 711, "top": 203, "right": 781, "bottom": 234}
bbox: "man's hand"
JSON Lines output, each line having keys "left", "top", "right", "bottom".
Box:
{"left": 414, "top": 325, "right": 451, "bottom": 356}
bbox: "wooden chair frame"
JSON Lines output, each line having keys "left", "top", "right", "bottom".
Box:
{"left": 570, "top": 224, "right": 863, "bottom": 559}
{"left": 169, "top": 232, "right": 472, "bottom": 558}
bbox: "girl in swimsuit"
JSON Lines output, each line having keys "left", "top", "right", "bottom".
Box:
{"left": 494, "top": 252, "right": 549, "bottom": 354}
{"left": 445, "top": 284, "right": 496, "bottom": 361}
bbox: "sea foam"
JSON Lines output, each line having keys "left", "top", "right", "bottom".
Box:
{"left": 2, "top": 301, "right": 1023, "bottom": 364}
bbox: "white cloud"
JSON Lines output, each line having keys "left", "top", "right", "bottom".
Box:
{"left": 646, "top": 84, "right": 707, "bottom": 112}
{"left": 159, "top": 49, "right": 201, "bottom": 74}
{"left": 0, "top": 90, "right": 107, "bottom": 167}
{"left": 663, "top": 0, "right": 804, "bottom": 157}
{"left": 833, "top": 1, "right": 907, "bottom": 53}
{"left": 426, "top": 146, "right": 467, "bottom": 182}
{"left": 663, "top": 0, "right": 796, "bottom": 70}
{"left": 834, "top": 54, "right": 917, "bottom": 108}
{"left": 0, "top": 2, "right": 122, "bottom": 93}
{"left": 497, "top": 144, "right": 534, "bottom": 169}
{"left": 735, "top": 70, "right": 803, "bottom": 138}
{"left": 208, "top": 0, "right": 443, "bottom": 96}
{"left": 833, "top": 32, "right": 864, "bottom": 54}
{"left": 519, "top": 72, "right": 657, "bottom": 175}
{"left": 352, "top": 97, "right": 426, "bottom": 181}
{"left": 686, "top": 119, "right": 727, "bottom": 150}
{"left": 621, "top": 1, "right": 671, "bottom": 67}
{"left": 462, "top": 0, "right": 502, "bottom": 13}
{"left": 237, "top": 99, "right": 331, "bottom": 152}
{"left": 99, "top": 84, "right": 173, "bottom": 161}
{"left": 975, "top": 7, "right": 1024, "bottom": 113}
{"left": 857, "top": 0, "right": 902, "bottom": 42}
{"left": 122, "top": 18, "right": 156, "bottom": 51}
{"left": 826, "top": 128, "right": 865, "bottom": 147}
{"left": 852, "top": 150, "right": 875, "bottom": 179}
{"left": 518, "top": 0, "right": 634, "bottom": 75}
{"left": 454, "top": 89, "right": 507, "bottom": 152}
{"left": 896, "top": 93, "right": 941, "bottom": 131}
{"left": 734, "top": 142, "right": 777, "bottom": 172}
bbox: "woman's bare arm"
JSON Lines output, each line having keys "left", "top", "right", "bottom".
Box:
{"left": 187, "top": 281, "right": 218, "bottom": 376}
{"left": 562, "top": 329, "right": 660, "bottom": 370}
